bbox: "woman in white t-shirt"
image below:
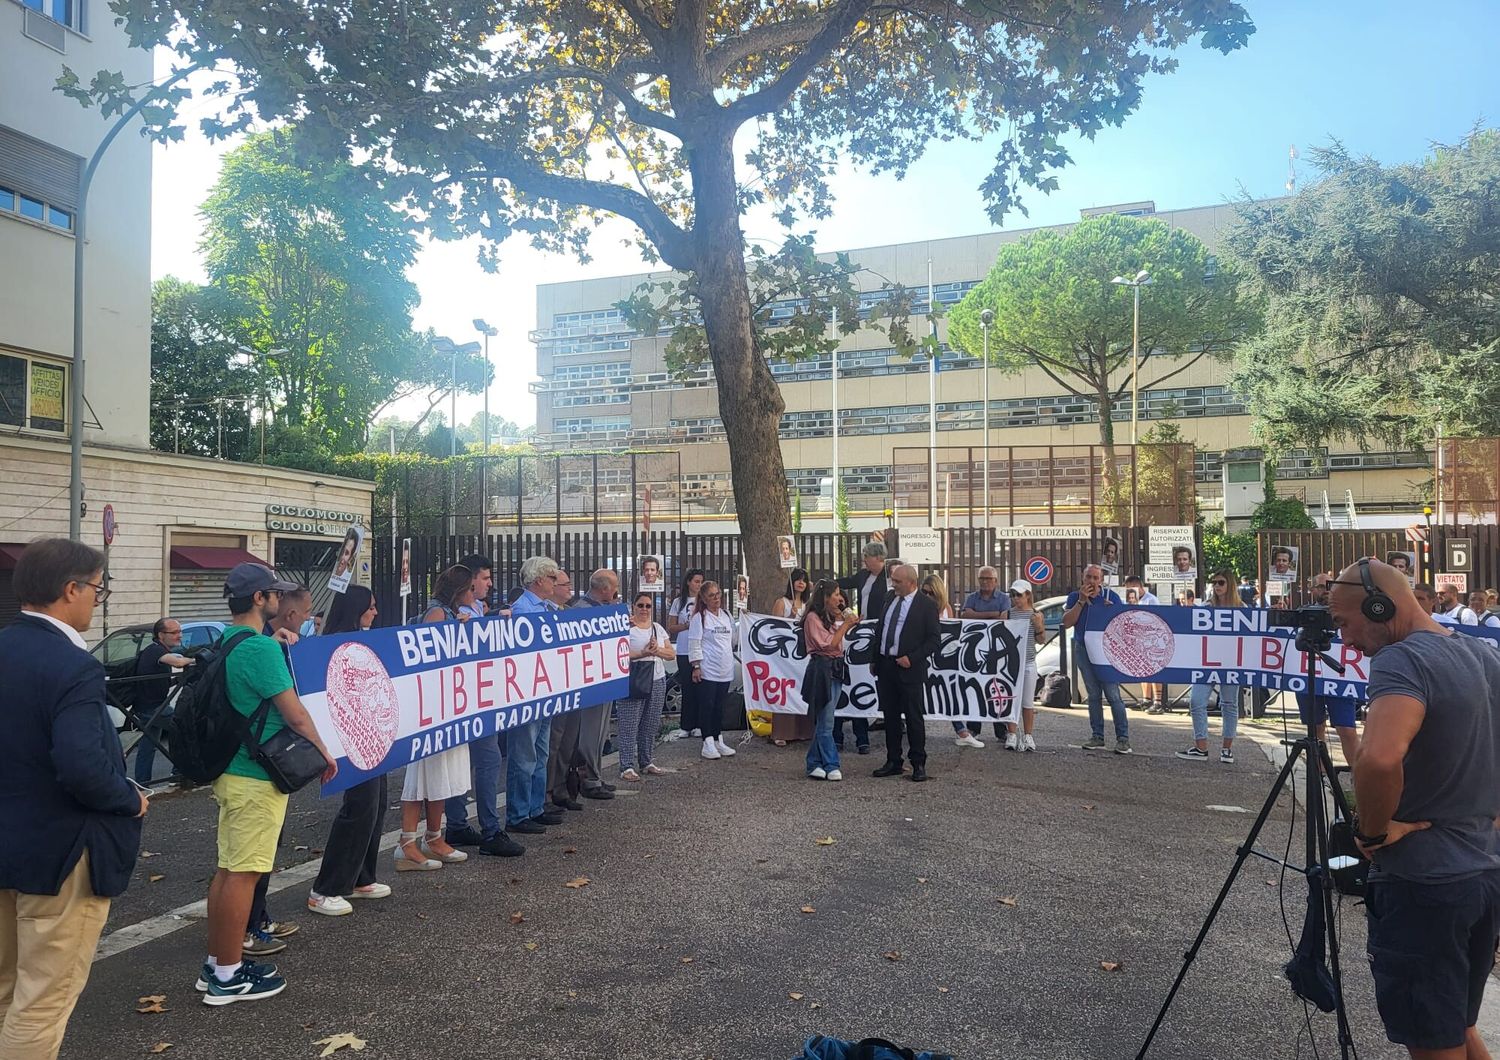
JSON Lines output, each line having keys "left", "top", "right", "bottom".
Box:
{"left": 666, "top": 569, "right": 705, "bottom": 736}
{"left": 619, "top": 593, "right": 675, "bottom": 781}
{"left": 1003, "top": 579, "right": 1046, "bottom": 752}
{"left": 687, "top": 581, "right": 738, "bottom": 761}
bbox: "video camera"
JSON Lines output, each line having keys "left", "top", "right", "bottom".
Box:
{"left": 1266, "top": 604, "right": 1339, "bottom": 654}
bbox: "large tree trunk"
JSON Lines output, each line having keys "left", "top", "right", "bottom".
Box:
{"left": 1095, "top": 388, "right": 1124, "bottom": 524}
{"left": 688, "top": 132, "right": 792, "bottom": 611}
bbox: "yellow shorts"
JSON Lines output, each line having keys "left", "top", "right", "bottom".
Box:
{"left": 212, "top": 773, "right": 289, "bottom": 873}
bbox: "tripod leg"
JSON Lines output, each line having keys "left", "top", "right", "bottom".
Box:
{"left": 1135, "top": 741, "right": 1306, "bottom": 1059}
{"left": 1308, "top": 738, "right": 1358, "bottom": 1058}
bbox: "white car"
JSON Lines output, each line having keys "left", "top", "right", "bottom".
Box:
{"left": 1032, "top": 595, "right": 1071, "bottom": 678}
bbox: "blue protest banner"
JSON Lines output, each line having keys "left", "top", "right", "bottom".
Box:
{"left": 1080, "top": 605, "right": 1500, "bottom": 701}
{"left": 288, "top": 606, "right": 631, "bottom": 794}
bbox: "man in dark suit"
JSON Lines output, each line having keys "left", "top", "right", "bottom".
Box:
{"left": 870, "top": 563, "right": 942, "bottom": 782}
{"left": 0, "top": 538, "right": 147, "bottom": 1059}
{"left": 835, "top": 540, "right": 891, "bottom": 755}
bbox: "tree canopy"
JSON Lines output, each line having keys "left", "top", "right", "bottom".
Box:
{"left": 150, "top": 275, "right": 254, "bottom": 457}
{"left": 947, "top": 213, "right": 1261, "bottom": 450}
{"left": 1224, "top": 129, "right": 1500, "bottom": 456}
{"left": 76, "top": 0, "right": 1252, "bottom": 601}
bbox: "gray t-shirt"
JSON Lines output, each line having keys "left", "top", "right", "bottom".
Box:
{"left": 1365, "top": 630, "right": 1500, "bottom": 883}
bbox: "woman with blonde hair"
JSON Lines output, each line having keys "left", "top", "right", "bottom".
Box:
{"left": 394, "top": 565, "right": 473, "bottom": 870}
{"left": 1176, "top": 569, "right": 1243, "bottom": 764}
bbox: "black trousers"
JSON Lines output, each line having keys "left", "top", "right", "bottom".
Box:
{"left": 876, "top": 666, "right": 927, "bottom": 768}
{"left": 697, "top": 679, "right": 729, "bottom": 739}
{"left": 312, "top": 774, "right": 388, "bottom": 898}
{"left": 833, "top": 715, "right": 869, "bottom": 748}
{"left": 676, "top": 655, "right": 699, "bottom": 732}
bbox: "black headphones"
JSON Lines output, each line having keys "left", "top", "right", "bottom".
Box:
{"left": 1356, "top": 557, "right": 1397, "bottom": 623}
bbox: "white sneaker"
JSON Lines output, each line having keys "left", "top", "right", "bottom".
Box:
{"left": 715, "top": 736, "right": 736, "bottom": 757}
{"left": 1021, "top": 734, "right": 1037, "bottom": 753}
{"left": 307, "top": 892, "right": 353, "bottom": 917}
{"left": 955, "top": 733, "right": 985, "bottom": 749}
{"left": 701, "top": 737, "right": 721, "bottom": 760}
{"left": 349, "top": 882, "right": 391, "bottom": 900}
{"left": 1004, "top": 733, "right": 1019, "bottom": 751}
{"left": 826, "top": 769, "right": 843, "bottom": 782}
{"left": 690, "top": 728, "right": 703, "bottom": 738}
{"left": 808, "top": 767, "right": 827, "bottom": 780}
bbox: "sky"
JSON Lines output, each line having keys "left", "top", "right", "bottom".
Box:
{"left": 148, "top": 1, "right": 1500, "bottom": 432}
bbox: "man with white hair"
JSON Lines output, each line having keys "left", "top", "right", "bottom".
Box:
{"left": 506, "top": 557, "right": 565, "bottom": 836}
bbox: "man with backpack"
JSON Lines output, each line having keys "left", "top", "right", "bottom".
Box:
{"left": 198, "top": 563, "right": 336, "bottom": 1005}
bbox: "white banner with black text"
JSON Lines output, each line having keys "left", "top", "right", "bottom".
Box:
{"left": 739, "top": 613, "right": 1037, "bottom": 724}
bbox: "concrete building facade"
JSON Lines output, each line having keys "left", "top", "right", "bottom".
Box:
{"left": 530, "top": 200, "right": 1430, "bottom": 531}
{"left": 0, "top": 2, "right": 374, "bottom": 632}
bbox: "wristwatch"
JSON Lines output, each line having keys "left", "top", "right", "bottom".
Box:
{"left": 1354, "top": 828, "right": 1387, "bottom": 846}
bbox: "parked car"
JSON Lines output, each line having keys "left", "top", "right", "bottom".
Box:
{"left": 1033, "top": 595, "right": 1070, "bottom": 679}
{"left": 92, "top": 621, "right": 225, "bottom": 729}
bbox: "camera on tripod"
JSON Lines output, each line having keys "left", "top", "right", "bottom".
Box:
{"left": 1266, "top": 604, "right": 1339, "bottom": 654}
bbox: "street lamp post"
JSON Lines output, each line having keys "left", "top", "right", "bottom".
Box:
{"left": 69, "top": 62, "right": 204, "bottom": 540}
{"left": 980, "top": 309, "right": 993, "bottom": 522}
{"left": 474, "top": 318, "right": 498, "bottom": 535}
{"left": 1110, "top": 270, "right": 1152, "bottom": 446}
{"left": 432, "top": 336, "right": 481, "bottom": 536}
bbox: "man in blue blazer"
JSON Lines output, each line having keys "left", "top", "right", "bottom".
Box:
{"left": 0, "top": 538, "right": 147, "bottom": 1059}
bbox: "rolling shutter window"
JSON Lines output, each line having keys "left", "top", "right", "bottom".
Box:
{"left": 168, "top": 570, "right": 230, "bottom": 622}
{"left": 0, "top": 125, "right": 82, "bottom": 211}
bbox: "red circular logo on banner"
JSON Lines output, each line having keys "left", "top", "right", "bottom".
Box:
{"left": 325, "top": 642, "right": 400, "bottom": 770}
{"left": 1102, "top": 610, "right": 1175, "bottom": 678}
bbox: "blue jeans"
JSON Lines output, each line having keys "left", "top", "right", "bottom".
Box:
{"left": 1076, "top": 645, "right": 1128, "bottom": 740}
{"left": 1190, "top": 684, "right": 1241, "bottom": 744}
{"left": 806, "top": 684, "right": 842, "bottom": 773}
{"left": 446, "top": 731, "right": 503, "bottom": 838}
{"left": 505, "top": 718, "right": 553, "bottom": 827}
{"left": 133, "top": 705, "right": 172, "bottom": 785}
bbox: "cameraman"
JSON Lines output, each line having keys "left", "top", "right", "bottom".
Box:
{"left": 1330, "top": 559, "right": 1500, "bottom": 1059}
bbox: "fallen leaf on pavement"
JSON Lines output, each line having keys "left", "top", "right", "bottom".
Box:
{"left": 136, "top": 995, "right": 167, "bottom": 1014}
{"left": 814, "top": 837, "right": 836, "bottom": 846}
{"left": 680, "top": 956, "right": 695, "bottom": 964}
{"left": 1083, "top": 804, "right": 1096, "bottom": 811}
{"left": 810, "top": 1002, "right": 822, "bottom": 1010}
{"left": 643, "top": 854, "right": 656, "bottom": 860}
{"left": 148, "top": 874, "right": 165, "bottom": 883}
{"left": 508, "top": 911, "right": 525, "bottom": 925}
{"left": 313, "top": 1032, "right": 368, "bottom": 1057}
{"left": 997, "top": 896, "right": 1018, "bottom": 907}
{"left": 1100, "top": 961, "right": 1123, "bottom": 973}
{"left": 916, "top": 877, "right": 928, "bottom": 884}
{"left": 148, "top": 1043, "right": 172, "bottom": 1054}
{"left": 294, "top": 845, "right": 309, "bottom": 852}
{"left": 567, "top": 991, "right": 578, "bottom": 999}
{"left": 800, "top": 906, "right": 816, "bottom": 914}
{"left": 937, "top": 987, "right": 950, "bottom": 994}
{"left": 416, "top": 912, "right": 428, "bottom": 920}
{"left": 564, "top": 847, "right": 577, "bottom": 854}
{"left": 139, "top": 851, "right": 158, "bottom": 859}
{"left": 524, "top": 942, "right": 539, "bottom": 952}
{"left": 883, "top": 951, "right": 902, "bottom": 961}
{"left": 564, "top": 877, "right": 590, "bottom": 889}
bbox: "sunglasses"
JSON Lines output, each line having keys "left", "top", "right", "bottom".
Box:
{"left": 1211, "top": 580, "right": 1227, "bottom": 587}
{"left": 635, "top": 602, "right": 653, "bottom": 609}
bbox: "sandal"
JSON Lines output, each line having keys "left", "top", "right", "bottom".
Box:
{"left": 643, "top": 764, "right": 667, "bottom": 776}
{"left": 420, "top": 831, "right": 468, "bottom": 864}
{"left": 394, "top": 833, "right": 441, "bottom": 872}
{"left": 620, "top": 768, "right": 642, "bottom": 782}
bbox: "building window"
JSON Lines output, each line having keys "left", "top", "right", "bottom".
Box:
{"left": 0, "top": 127, "right": 82, "bottom": 235}
{"left": 0, "top": 352, "right": 66, "bottom": 433}
{"left": 22, "top": 0, "right": 79, "bottom": 28}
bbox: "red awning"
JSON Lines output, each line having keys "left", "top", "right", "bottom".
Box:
{"left": 0, "top": 544, "right": 27, "bottom": 571}
{"left": 169, "top": 546, "right": 266, "bottom": 570}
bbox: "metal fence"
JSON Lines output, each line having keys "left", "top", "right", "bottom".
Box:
{"left": 367, "top": 525, "right": 1181, "bottom": 625}
{"left": 1255, "top": 526, "right": 1500, "bottom": 606}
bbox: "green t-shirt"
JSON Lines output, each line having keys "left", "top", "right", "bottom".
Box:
{"left": 220, "top": 627, "right": 294, "bottom": 781}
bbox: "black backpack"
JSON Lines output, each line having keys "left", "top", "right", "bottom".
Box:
{"left": 1039, "top": 670, "right": 1072, "bottom": 708}
{"left": 166, "top": 627, "right": 260, "bottom": 784}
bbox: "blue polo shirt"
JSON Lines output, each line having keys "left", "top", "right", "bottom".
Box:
{"left": 1065, "top": 588, "right": 1124, "bottom": 641}
{"left": 961, "top": 590, "right": 1008, "bottom": 616}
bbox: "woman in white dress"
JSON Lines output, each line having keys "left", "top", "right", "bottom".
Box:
{"left": 394, "top": 565, "right": 473, "bottom": 871}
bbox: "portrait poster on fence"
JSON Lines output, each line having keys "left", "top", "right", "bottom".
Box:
{"left": 288, "top": 606, "right": 632, "bottom": 793}
{"left": 739, "top": 613, "right": 1036, "bottom": 723}
{"left": 328, "top": 523, "right": 365, "bottom": 594}
{"left": 1385, "top": 551, "right": 1417, "bottom": 584}
{"left": 399, "top": 538, "right": 412, "bottom": 599}
{"left": 637, "top": 554, "right": 665, "bottom": 593}
{"left": 1079, "top": 604, "right": 1500, "bottom": 702}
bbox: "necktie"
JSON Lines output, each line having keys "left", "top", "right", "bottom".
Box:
{"left": 885, "top": 596, "right": 905, "bottom": 655}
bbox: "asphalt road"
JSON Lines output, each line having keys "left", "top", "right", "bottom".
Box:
{"left": 65, "top": 707, "right": 1411, "bottom": 1060}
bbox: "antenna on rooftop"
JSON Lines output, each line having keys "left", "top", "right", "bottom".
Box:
{"left": 1285, "top": 144, "right": 1298, "bottom": 194}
